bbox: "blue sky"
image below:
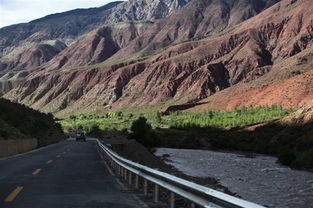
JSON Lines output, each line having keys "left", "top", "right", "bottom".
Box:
{"left": 0, "top": 0, "right": 116, "bottom": 28}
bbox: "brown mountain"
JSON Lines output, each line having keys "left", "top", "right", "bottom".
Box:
{"left": 42, "top": 22, "right": 153, "bottom": 71}
{"left": 0, "top": 0, "right": 191, "bottom": 65}
{"left": 0, "top": 40, "right": 67, "bottom": 72}
{"left": 3, "top": 0, "right": 313, "bottom": 115}
{"left": 186, "top": 48, "right": 313, "bottom": 112}
{"left": 40, "top": 0, "right": 280, "bottom": 72}
{"left": 110, "top": 0, "right": 281, "bottom": 61}
{"left": 0, "top": 0, "right": 192, "bottom": 95}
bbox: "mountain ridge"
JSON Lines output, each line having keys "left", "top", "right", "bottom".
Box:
{"left": 1, "top": 0, "right": 313, "bottom": 116}
{"left": 0, "top": 0, "right": 192, "bottom": 73}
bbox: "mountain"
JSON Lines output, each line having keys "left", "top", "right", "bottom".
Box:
{"left": 44, "top": 0, "right": 280, "bottom": 72}
{"left": 41, "top": 22, "right": 153, "bottom": 71}
{"left": 186, "top": 49, "right": 313, "bottom": 112}
{"left": 111, "top": 0, "right": 281, "bottom": 61}
{"left": 0, "top": 40, "right": 67, "bottom": 72}
{"left": 0, "top": 0, "right": 192, "bottom": 72}
{"left": 2, "top": 0, "right": 313, "bottom": 116}
{"left": 0, "top": 2, "right": 121, "bottom": 57}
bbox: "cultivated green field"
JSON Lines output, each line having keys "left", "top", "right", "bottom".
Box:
{"left": 58, "top": 105, "right": 293, "bottom": 133}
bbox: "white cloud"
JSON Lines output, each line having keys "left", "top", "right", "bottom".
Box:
{"left": 0, "top": 0, "right": 117, "bottom": 28}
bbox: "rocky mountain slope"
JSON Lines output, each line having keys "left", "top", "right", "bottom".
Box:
{"left": 42, "top": 22, "right": 153, "bottom": 71}
{"left": 0, "top": 2, "right": 121, "bottom": 57}
{"left": 282, "top": 98, "right": 313, "bottom": 125}
{"left": 0, "top": 0, "right": 192, "bottom": 71}
{"left": 0, "top": 40, "right": 67, "bottom": 72}
{"left": 2, "top": 0, "right": 313, "bottom": 116}
{"left": 45, "top": 0, "right": 280, "bottom": 72}
{"left": 111, "top": 0, "right": 281, "bottom": 61}
{"left": 187, "top": 48, "right": 313, "bottom": 112}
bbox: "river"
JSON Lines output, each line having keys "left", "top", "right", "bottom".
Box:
{"left": 155, "top": 148, "right": 313, "bottom": 208}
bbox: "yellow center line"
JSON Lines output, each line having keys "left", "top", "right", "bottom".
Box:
{"left": 4, "top": 186, "right": 23, "bottom": 202}
{"left": 32, "top": 168, "right": 41, "bottom": 175}
{"left": 46, "top": 160, "right": 53, "bottom": 164}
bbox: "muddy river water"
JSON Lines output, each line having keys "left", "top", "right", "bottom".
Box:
{"left": 155, "top": 148, "right": 313, "bottom": 208}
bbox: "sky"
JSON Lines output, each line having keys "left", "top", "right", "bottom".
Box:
{"left": 0, "top": 0, "right": 116, "bottom": 28}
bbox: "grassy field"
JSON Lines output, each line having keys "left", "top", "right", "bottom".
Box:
{"left": 58, "top": 105, "right": 293, "bottom": 133}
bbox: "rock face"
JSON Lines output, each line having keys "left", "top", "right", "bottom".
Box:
{"left": 187, "top": 50, "right": 313, "bottom": 112}
{"left": 0, "top": 41, "right": 67, "bottom": 71}
{"left": 0, "top": 2, "right": 121, "bottom": 57}
{"left": 111, "top": 0, "right": 281, "bottom": 60}
{"left": 282, "top": 99, "right": 313, "bottom": 125}
{"left": 0, "top": 0, "right": 191, "bottom": 59}
{"left": 0, "top": 0, "right": 193, "bottom": 93}
{"left": 41, "top": 0, "right": 279, "bottom": 72}
{"left": 43, "top": 22, "right": 153, "bottom": 71}
{"left": 2, "top": 0, "right": 313, "bottom": 115}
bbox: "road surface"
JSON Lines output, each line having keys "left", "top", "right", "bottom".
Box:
{"left": 0, "top": 139, "right": 140, "bottom": 208}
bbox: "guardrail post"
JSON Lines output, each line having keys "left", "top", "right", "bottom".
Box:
{"left": 191, "top": 203, "right": 195, "bottom": 208}
{"left": 143, "top": 179, "right": 148, "bottom": 196}
{"left": 124, "top": 168, "right": 127, "bottom": 181}
{"left": 154, "top": 184, "right": 159, "bottom": 203}
{"left": 169, "top": 192, "right": 175, "bottom": 208}
{"left": 135, "top": 175, "right": 139, "bottom": 189}
{"left": 129, "top": 172, "right": 132, "bottom": 185}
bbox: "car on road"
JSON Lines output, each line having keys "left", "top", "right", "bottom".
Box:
{"left": 76, "top": 132, "right": 86, "bottom": 141}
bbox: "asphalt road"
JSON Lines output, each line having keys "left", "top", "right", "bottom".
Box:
{"left": 0, "top": 139, "right": 141, "bottom": 208}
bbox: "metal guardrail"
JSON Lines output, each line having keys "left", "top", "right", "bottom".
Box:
{"left": 96, "top": 139, "right": 266, "bottom": 208}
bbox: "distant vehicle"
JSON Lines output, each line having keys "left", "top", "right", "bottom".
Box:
{"left": 76, "top": 132, "right": 86, "bottom": 142}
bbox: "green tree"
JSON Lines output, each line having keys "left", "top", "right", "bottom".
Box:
{"left": 156, "top": 111, "right": 162, "bottom": 124}
{"left": 130, "top": 117, "right": 158, "bottom": 147}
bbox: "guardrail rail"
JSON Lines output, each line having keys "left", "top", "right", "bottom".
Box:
{"left": 96, "top": 139, "right": 266, "bottom": 208}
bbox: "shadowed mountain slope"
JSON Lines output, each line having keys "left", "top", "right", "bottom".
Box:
{"left": 0, "top": 40, "right": 67, "bottom": 72}
{"left": 0, "top": 98, "right": 65, "bottom": 145}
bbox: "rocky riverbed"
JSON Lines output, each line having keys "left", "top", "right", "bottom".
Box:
{"left": 155, "top": 148, "right": 313, "bottom": 208}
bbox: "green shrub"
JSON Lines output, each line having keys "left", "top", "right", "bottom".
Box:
{"left": 278, "top": 148, "right": 296, "bottom": 166}
{"left": 0, "top": 129, "right": 9, "bottom": 139}
{"left": 292, "top": 149, "right": 313, "bottom": 169}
